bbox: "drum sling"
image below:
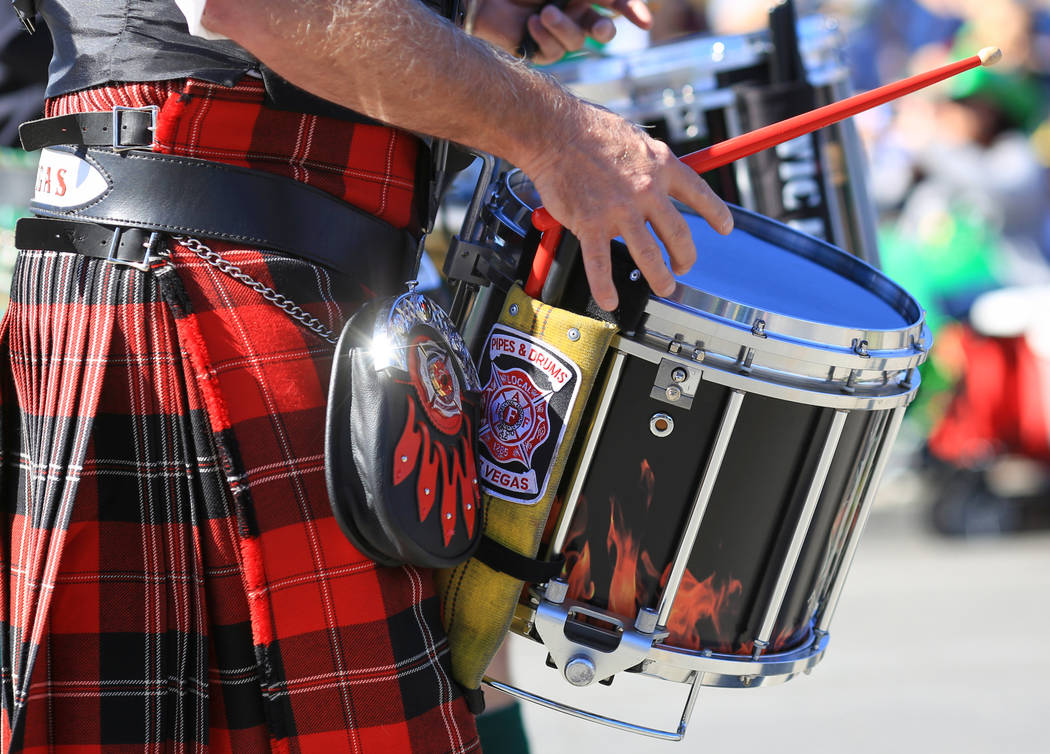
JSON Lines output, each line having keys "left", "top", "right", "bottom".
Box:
{"left": 436, "top": 285, "right": 617, "bottom": 693}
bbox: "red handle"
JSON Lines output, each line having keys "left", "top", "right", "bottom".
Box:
{"left": 524, "top": 207, "right": 563, "bottom": 298}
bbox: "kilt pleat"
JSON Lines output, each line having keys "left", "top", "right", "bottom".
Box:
{"left": 0, "top": 80, "right": 479, "bottom": 753}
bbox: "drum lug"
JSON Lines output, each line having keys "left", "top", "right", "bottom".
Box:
{"left": 532, "top": 592, "right": 669, "bottom": 689}
{"left": 650, "top": 358, "right": 703, "bottom": 409}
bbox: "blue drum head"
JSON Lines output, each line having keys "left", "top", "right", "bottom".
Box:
{"left": 670, "top": 204, "right": 920, "bottom": 333}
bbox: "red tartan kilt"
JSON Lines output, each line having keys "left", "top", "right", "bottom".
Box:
{"left": 0, "top": 79, "right": 478, "bottom": 752}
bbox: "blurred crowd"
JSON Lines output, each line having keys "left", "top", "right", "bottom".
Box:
{"left": 3, "top": 0, "right": 1050, "bottom": 536}
{"left": 829, "top": 0, "right": 1050, "bottom": 537}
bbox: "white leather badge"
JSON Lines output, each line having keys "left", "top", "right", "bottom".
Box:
{"left": 32, "top": 148, "right": 109, "bottom": 210}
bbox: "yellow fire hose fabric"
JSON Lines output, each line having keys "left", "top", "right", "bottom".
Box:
{"left": 437, "top": 285, "right": 618, "bottom": 690}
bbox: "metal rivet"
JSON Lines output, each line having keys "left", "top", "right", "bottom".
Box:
{"left": 671, "top": 367, "right": 687, "bottom": 383}
{"left": 751, "top": 319, "right": 767, "bottom": 337}
{"left": 629, "top": 269, "right": 641, "bottom": 282}
{"left": 853, "top": 338, "right": 870, "bottom": 357}
{"left": 445, "top": 513, "right": 452, "bottom": 520}
{"left": 424, "top": 488, "right": 431, "bottom": 496}
{"left": 466, "top": 503, "right": 472, "bottom": 511}
{"left": 650, "top": 413, "right": 675, "bottom": 436}
{"left": 565, "top": 656, "right": 597, "bottom": 687}
{"left": 401, "top": 455, "right": 408, "bottom": 463}
{"left": 664, "top": 385, "right": 682, "bottom": 402}
{"left": 567, "top": 327, "right": 580, "bottom": 341}
{"left": 692, "top": 348, "right": 705, "bottom": 362}
{"left": 508, "top": 303, "right": 519, "bottom": 316}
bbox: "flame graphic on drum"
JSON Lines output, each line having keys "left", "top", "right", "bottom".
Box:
{"left": 562, "top": 459, "right": 747, "bottom": 653}
{"left": 658, "top": 567, "right": 742, "bottom": 653}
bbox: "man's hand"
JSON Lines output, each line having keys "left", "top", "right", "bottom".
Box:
{"left": 471, "top": 0, "right": 652, "bottom": 64}
{"left": 523, "top": 101, "right": 733, "bottom": 311}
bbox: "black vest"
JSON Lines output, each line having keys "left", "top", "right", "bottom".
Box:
{"left": 27, "top": 0, "right": 455, "bottom": 120}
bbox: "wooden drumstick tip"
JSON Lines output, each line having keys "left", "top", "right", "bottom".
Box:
{"left": 979, "top": 47, "right": 1003, "bottom": 66}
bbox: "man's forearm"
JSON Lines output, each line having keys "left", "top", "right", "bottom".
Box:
{"left": 202, "top": 0, "right": 575, "bottom": 175}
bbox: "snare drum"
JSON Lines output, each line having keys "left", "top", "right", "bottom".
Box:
{"left": 544, "top": 15, "right": 880, "bottom": 266}
{"left": 479, "top": 174, "right": 929, "bottom": 739}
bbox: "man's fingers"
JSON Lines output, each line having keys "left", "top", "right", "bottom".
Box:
{"left": 591, "top": 0, "right": 652, "bottom": 29}
{"left": 575, "top": 8, "right": 616, "bottom": 44}
{"left": 526, "top": 16, "right": 568, "bottom": 63}
{"left": 648, "top": 201, "right": 696, "bottom": 276}
{"left": 670, "top": 162, "right": 734, "bottom": 236}
{"left": 620, "top": 218, "right": 676, "bottom": 299}
{"left": 578, "top": 233, "right": 618, "bottom": 312}
{"left": 535, "top": 6, "right": 586, "bottom": 54}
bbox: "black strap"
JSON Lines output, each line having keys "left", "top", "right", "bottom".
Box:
{"left": 15, "top": 217, "right": 163, "bottom": 269}
{"left": 474, "top": 536, "right": 565, "bottom": 583}
{"left": 30, "top": 146, "right": 418, "bottom": 279}
{"left": 19, "top": 110, "right": 156, "bottom": 152}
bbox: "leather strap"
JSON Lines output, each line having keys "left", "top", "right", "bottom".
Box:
{"left": 19, "top": 109, "right": 157, "bottom": 152}
{"left": 15, "top": 217, "right": 163, "bottom": 270}
{"left": 474, "top": 536, "right": 565, "bottom": 583}
{"left": 30, "top": 146, "right": 419, "bottom": 278}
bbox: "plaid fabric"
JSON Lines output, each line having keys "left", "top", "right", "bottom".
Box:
{"left": 0, "top": 80, "right": 479, "bottom": 752}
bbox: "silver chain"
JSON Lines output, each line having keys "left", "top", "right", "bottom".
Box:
{"left": 172, "top": 235, "right": 338, "bottom": 344}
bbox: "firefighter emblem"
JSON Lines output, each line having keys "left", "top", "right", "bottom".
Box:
{"left": 478, "top": 324, "right": 581, "bottom": 504}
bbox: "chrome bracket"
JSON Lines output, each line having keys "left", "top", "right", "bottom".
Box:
{"left": 532, "top": 589, "right": 669, "bottom": 688}
{"left": 650, "top": 358, "right": 702, "bottom": 409}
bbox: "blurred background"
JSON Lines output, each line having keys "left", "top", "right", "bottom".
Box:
{"left": 3, "top": 1, "right": 1049, "bottom": 751}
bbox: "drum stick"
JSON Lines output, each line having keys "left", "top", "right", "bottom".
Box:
{"left": 680, "top": 46, "right": 1002, "bottom": 174}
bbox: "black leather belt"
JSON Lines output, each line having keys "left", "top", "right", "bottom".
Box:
{"left": 19, "top": 112, "right": 420, "bottom": 280}
{"left": 16, "top": 218, "right": 164, "bottom": 271}
{"left": 20, "top": 108, "right": 158, "bottom": 152}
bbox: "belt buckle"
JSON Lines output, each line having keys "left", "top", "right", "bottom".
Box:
{"left": 107, "top": 227, "right": 162, "bottom": 272}
{"left": 111, "top": 105, "right": 159, "bottom": 152}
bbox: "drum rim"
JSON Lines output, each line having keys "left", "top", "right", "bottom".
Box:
{"left": 491, "top": 171, "right": 927, "bottom": 358}
{"left": 662, "top": 202, "right": 927, "bottom": 355}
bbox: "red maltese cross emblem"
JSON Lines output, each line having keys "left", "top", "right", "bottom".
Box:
{"left": 479, "top": 366, "right": 552, "bottom": 468}
{"left": 410, "top": 338, "right": 463, "bottom": 436}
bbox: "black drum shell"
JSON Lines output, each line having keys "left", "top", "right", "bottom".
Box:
{"left": 557, "top": 355, "right": 887, "bottom": 654}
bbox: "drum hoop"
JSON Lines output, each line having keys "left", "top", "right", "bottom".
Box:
{"left": 661, "top": 202, "right": 927, "bottom": 353}
{"left": 613, "top": 335, "right": 920, "bottom": 411}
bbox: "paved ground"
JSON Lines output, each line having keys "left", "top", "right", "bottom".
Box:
{"left": 499, "top": 494, "right": 1050, "bottom": 753}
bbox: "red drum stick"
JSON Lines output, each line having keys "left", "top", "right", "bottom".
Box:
{"left": 680, "top": 46, "right": 1002, "bottom": 174}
